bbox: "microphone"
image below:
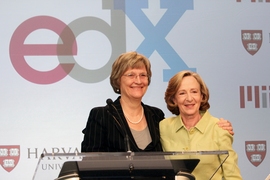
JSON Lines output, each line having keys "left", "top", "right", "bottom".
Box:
{"left": 106, "top": 99, "right": 131, "bottom": 153}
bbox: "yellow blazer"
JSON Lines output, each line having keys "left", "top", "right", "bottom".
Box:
{"left": 159, "top": 110, "right": 242, "bottom": 179}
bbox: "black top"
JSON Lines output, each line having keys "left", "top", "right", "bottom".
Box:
{"left": 81, "top": 96, "right": 165, "bottom": 152}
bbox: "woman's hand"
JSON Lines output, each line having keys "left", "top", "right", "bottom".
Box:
{"left": 217, "top": 118, "right": 234, "bottom": 136}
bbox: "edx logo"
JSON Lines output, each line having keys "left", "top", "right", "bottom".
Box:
{"left": 9, "top": 0, "right": 195, "bottom": 84}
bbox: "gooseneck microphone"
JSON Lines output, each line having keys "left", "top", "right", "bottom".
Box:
{"left": 106, "top": 99, "right": 132, "bottom": 153}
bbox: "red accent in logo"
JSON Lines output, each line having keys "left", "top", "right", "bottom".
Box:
{"left": 241, "top": 30, "right": 262, "bottom": 56}
{"left": 245, "top": 141, "right": 266, "bottom": 167}
{"left": 0, "top": 145, "right": 20, "bottom": 172}
{"left": 9, "top": 16, "right": 76, "bottom": 84}
{"left": 240, "top": 86, "right": 270, "bottom": 108}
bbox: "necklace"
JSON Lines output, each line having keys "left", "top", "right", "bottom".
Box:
{"left": 124, "top": 107, "right": 144, "bottom": 124}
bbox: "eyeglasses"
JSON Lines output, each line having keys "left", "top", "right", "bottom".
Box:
{"left": 123, "top": 73, "right": 148, "bottom": 80}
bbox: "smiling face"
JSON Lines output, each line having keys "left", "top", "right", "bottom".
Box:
{"left": 173, "top": 76, "right": 203, "bottom": 118}
{"left": 110, "top": 51, "right": 152, "bottom": 94}
{"left": 120, "top": 67, "right": 149, "bottom": 100}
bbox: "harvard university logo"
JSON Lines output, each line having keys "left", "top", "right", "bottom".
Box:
{"left": 0, "top": 145, "right": 20, "bottom": 172}
{"left": 245, "top": 141, "right": 266, "bottom": 167}
{"left": 241, "top": 30, "right": 262, "bottom": 55}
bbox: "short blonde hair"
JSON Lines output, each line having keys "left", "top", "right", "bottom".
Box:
{"left": 165, "top": 70, "right": 210, "bottom": 115}
{"left": 110, "top": 51, "right": 152, "bottom": 94}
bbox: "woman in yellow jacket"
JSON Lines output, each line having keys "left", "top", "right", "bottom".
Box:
{"left": 160, "top": 70, "right": 242, "bottom": 179}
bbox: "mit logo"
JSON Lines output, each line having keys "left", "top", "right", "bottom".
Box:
{"left": 240, "top": 86, "right": 270, "bottom": 108}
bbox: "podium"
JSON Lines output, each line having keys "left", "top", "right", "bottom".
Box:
{"left": 32, "top": 151, "right": 228, "bottom": 180}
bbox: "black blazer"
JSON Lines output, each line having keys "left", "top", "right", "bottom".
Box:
{"left": 81, "top": 96, "right": 165, "bottom": 152}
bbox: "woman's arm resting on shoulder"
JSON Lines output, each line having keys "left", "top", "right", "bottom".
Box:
{"left": 217, "top": 118, "right": 234, "bottom": 136}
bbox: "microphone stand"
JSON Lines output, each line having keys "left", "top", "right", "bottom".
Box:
{"left": 106, "top": 99, "right": 132, "bottom": 153}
